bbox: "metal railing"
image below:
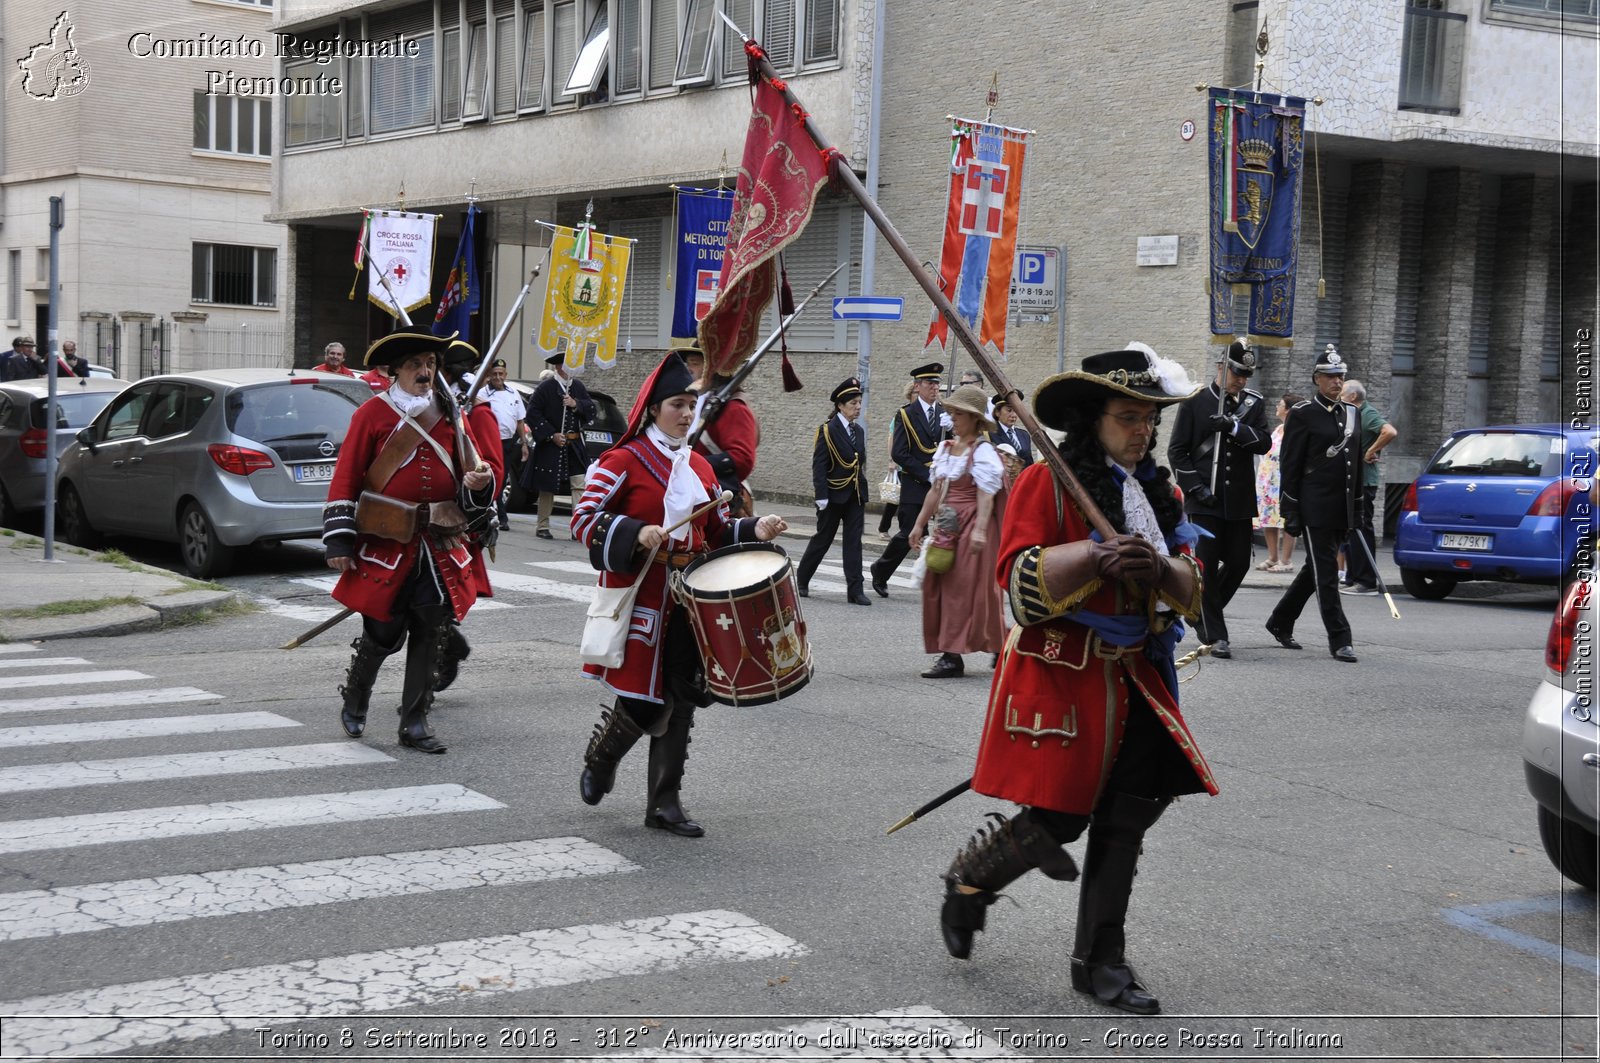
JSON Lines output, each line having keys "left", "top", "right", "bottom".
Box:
{"left": 178, "top": 326, "right": 290, "bottom": 373}
{"left": 1399, "top": 4, "right": 1467, "bottom": 114}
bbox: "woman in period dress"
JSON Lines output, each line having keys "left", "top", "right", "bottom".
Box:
{"left": 569, "top": 352, "right": 787, "bottom": 838}
{"left": 1253, "top": 392, "right": 1303, "bottom": 573}
{"left": 908, "top": 385, "right": 1007, "bottom": 680}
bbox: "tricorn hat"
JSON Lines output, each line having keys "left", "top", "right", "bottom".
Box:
{"left": 942, "top": 385, "right": 996, "bottom": 433}
{"left": 543, "top": 348, "right": 566, "bottom": 366}
{"left": 622, "top": 352, "right": 697, "bottom": 442}
{"left": 830, "top": 378, "right": 862, "bottom": 406}
{"left": 1313, "top": 343, "right": 1348, "bottom": 376}
{"left": 1032, "top": 343, "right": 1198, "bottom": 431}
{"left": 364, "top": 327, "right": 456, "bottom": 369}
{"left": 442, "top": 339, "right": 479, "bottom": 370}
{"left": 1219, "top": 340, "right": 1257, "bottom": 377}
{"left": 910, "top": 361, "right": 944, "bottom": 381}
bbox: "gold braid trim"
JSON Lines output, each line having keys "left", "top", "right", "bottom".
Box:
{"left": 820, "top": 421, "right": 860, "bottom": 492}
{"left": 1009, "top": 545, "right": 1103, "bottom": 626}
{"left": 1153, "top": 552, "right": 1203, "bottom": 624}
{"left": 898, "top": 407, "right": 937, "bottom": 456}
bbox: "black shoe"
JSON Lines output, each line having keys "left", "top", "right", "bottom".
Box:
{"left": 921, "top": 653, "right": 964, "bottom": 679}
{"left": 536, "top": 528, "right": 554, "bottom": 540}
{"left": 797, "top": 583, "right": 809, "bottom": 598}
{"left": 939, "top": 882, "right": 997, "bottom": 960}
{"left": 1265, "top": 621, "right": 1302, "bottom": 650}
{"left": 340, "top": 707, "right": 365, "bottom": 738}
{"left": 1071, "top": 959, "right": 1161, "bottom": 1015}
{"left": 848, "top": 591, "right": 872, "bottom": 606}
{"left": 871, "top": 573, "right": 890, "bottom": 597}
{"left": 1331, "top": 645, "right": 1359, "bottom": 663}
{"left": 646, "top": 800, "right": 704, "bottom": 837}
{"left": 1209, "top": 638, "right": 1231, "bottom": 659}
{"left": 398, "top": 728, "right": 447, "bottom": 754}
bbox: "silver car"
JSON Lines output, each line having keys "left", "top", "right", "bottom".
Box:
{"left": 55, "top": 368, "right": 374, "bottom": 577}
{"left": 0, "top": 376, "right": 129, "bottom": 525}
{"left": 1523, "top": 574, "right": 1600, "bottom": 890}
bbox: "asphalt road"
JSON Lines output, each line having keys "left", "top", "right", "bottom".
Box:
{"left": 0, "top": 521, "right": 1594, "bottom": 1061}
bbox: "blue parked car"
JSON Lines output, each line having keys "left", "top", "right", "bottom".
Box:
{"left": 1393, "top": 424, "right": 1595, "bottom": 600}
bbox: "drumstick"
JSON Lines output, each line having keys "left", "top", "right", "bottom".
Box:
{"left": 661, "top": 490, "right": 735, "bottom": 538}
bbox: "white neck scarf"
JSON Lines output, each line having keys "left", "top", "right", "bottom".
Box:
{"left": 646, "top": 424, "right": 709, "bottom": 543}
{"left": 1107, "top": 456, "right": 1170, "bottom": 557}
{"left": 387, "top": 382, "right": 436, "bottom": 418}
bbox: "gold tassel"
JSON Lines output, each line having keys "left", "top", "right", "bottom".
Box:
{"left": 1318, "top": 277, "right": 1326, "bottom": 299}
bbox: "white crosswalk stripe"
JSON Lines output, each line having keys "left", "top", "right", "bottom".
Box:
{"left": 0, "top": 711, "right": 300, "bottom": 749}
{"left": 0, "top": 670, "right": 150, "bottom": 692}
{"left": 0, "top": 910, "right": 806, "bottom": 1059}
{"left": 487, "top": 567, "right": 597, "bottom": 602}
{"left": 0, "top": 644, "right": 40, "bottom": 654}
{"left": 0, "top": 687, "right": 221, "bottom": 717}
{"left": 0, "top": 657, "right": 91, "bottom": 670}
{"left": 288, "top": 575, "right": 514, "bottom": 610}
{"left": 0, "top": 742, "right": 393, "bottom": 795}
{"left": 0, "top": 838, "right": 639, "bottom": 942}
{"left": 527, "top": 559, "right": 601, "bottom": 575}
{"left": 0, "top": 784, "right": 503, "bottom": 854}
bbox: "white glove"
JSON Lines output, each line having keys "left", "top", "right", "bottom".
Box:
{"left": 939, "top": 411, "right": 954, "bottom": 432}
{"left": 815, "top": 499, "right": 828, "bottom": 511}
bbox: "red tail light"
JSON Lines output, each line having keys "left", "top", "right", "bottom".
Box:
{"left": 1546, "top": 578, "right": 1591, "bottom": 673}
{"left": 207, "top": 443, "right": 275, "bottom": 476}
{"left": 1401, "top": 481, "right": 1418, "bottom": 513}
{"left": 1529, "top": 479, "right": 1579, "bottom": 517}
{"left": 19, "top": 427, "right": 47, "bottom": 459}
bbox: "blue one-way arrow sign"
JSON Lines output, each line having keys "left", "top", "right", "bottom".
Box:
{"left": 832, "top": 297, "right": 904, "bottom": 321}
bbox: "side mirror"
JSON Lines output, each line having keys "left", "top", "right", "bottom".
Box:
{"left": 76, "top": 427, "right": 96, "bottom": 453}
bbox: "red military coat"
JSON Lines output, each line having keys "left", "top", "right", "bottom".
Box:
{"left": 323, "top": 396, "right": 502, "bottom": 623}
{"left": 571, "top": 436, "right": 753, "bottom": 703}
{"left": 970, "top": 463, "right": 1219, "bottom": 815}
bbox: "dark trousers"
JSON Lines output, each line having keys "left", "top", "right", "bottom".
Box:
{"left": 797, "top": 496, "right": 865, "bottom": 595}
{"left": 877, "top": 502, "right": 896, "bottom": 534}
{"left": 1344, "top": 485, "right": 1379, "bottom": 588}
{"left": 497, "top": 439, "right": 521, "bottom": 524}
{"left": 1191, "top": 514, "right": 1253, "bottom": 643}
{"left": 871, "top": 494, "right": 926, "bottom": 583}
{"left": 1267, "top": 524, "right": 1353, "bottom": 651}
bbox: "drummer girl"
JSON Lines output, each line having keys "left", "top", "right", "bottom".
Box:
{"left": 570, "top": 352, "right": 788, "bottom": 837}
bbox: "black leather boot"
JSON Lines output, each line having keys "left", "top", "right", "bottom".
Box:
{"left": 1071, "top": 791, "right": 1170, "bottom": 1014}
{"left": 921, "top": 652, "right": 964, "bottom": 679}
{"left": 645, "top": 707, "right": 703, "bottom": 837}
{"left": 580, "top": 701, "right": 645, "bottom": 805}
{"left": 435, "top": 623, "right": 470, "bottom": 692}
{"left": 339, "top": 632, "right": 396, "bottom": 738}
{"left": 396, "top": 609, "right": 448, "bottom": 754}
{"left": 940, "top": 810, "right": 1080, "bottom": 960}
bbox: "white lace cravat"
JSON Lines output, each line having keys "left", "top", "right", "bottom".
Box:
{"left": 387, "top": 382, "right": 436, "bottom": 419}
{"left": 1108, "top": 457, "right": 1170, "bottom": 557}
{"left": 647, "top": 424, "right": 709, "bottom": 543}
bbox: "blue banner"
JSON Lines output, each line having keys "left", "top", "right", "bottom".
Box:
{"left": 433, "top": 204, "right": 480, "bottom": 339}
{"left": 672, "top": 188, "right": 734, "bottom": 340}
{"left": 1208, "top": 89, "right": 1306, "bottom": 345}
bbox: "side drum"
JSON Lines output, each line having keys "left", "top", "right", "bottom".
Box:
{"left": 673, "top": 542, "right": 812, "bottom": 706}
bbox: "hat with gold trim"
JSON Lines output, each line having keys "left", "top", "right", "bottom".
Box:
{"left": 364, "top": 327, "right": 456, "bottom": 369}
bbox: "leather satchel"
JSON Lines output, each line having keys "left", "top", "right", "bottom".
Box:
{"left": 355, "top": 491, "right": 420, "bottom": 541}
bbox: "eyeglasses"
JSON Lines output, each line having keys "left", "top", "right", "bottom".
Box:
{"left": 1103, "top": 411, "right": 1161, "bottom": 429}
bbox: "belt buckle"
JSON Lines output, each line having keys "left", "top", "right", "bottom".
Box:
{"left": 1091, "top": 637, "right": 1122, "bottom": 660}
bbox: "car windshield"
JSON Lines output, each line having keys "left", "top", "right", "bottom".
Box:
{"left": 29, "top": 392, "right": 118, "bottom": 429}
{"left": 226, "top": 381, "right": 369, "bottom": 444}
{"left": 1428, "top": 432, "right": 1565, "bottom": 478}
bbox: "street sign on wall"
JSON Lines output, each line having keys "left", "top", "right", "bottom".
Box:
{"left": 1010, "top": 245, "right": 1061, "bottom": 311}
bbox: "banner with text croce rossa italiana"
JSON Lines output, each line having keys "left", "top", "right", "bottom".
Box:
{"left": 365, "top": 210, "right": 439, "bottom": 318}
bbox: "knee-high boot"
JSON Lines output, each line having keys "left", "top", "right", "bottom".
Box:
{"left": 645, "top": 706, "right": 703, "bottom": 837}
{"left": 397, "top": 608, "right": 449, "bottom": 754}
{"left": 435, "top": 623, "right": 470, "bottom": 692}
{"left": 939, "top": 809, "right": 1081, "bottom": 960}
{"left": 1070, "top": 791, "right": 1169, "bottom": 1014}
{"left": 339, "top": 630, "right": 400, "bottom": 738}
{"left": 579, "top": 700, "right": 646, "bottom": 805}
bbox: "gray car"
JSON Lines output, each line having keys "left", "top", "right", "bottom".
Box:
{"left": 0, "top": 376, "right": 129, "bottom": 526}
{"left": 55, "top": 368, "right": 374, "bottom": 577}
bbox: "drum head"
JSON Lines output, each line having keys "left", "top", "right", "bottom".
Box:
{"left": 682, "top": 543, "right": 788, "bottom": 594}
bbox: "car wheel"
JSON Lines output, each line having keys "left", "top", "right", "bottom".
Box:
{"left": 179, "top": 501, "right": 235, "bottom": 579}
{"left": 1536, "top": 803, "right": 1599, "bottom": 891}
{"left": 57, "top": 482, "right": 101, "bottom": 548}
{"left": 1400, "top": 566, "right": 1457, "bottom": 601}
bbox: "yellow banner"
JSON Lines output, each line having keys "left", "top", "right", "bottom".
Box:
{"left": 537, "top": 225, "right": 632, "bottom": 372}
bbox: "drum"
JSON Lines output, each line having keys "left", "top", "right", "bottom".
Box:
{"left": 673, "top": 542, "right": 812, "bottom": 706}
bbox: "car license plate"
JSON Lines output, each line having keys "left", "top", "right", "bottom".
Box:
{"left": 584, "top": 431, "right": 611, "bottom": 445}
{"left": 1440, "top": 532, "right": 1492, "bottom": 551}
{"left": 293, "top": 462, "right": 336, "bottom": 483}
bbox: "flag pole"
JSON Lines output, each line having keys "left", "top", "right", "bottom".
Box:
{"left": 718, "top": 14, "right": 1115, "bottom": 539}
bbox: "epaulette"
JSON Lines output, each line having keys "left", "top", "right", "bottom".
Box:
{"left": 1243, "top": 386, "right": 1264, "bottom": 399}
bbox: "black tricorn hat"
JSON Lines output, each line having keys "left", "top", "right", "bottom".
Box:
{"left": 910, "top": 361, "right": 944, "bottom": 380}
{"left": 1219, "top": 340, "right": 1257, "bottom": 376}
{"left": 442, "top": 339, "right": 479, "bottom": 370}
{"left": 364, "top": 327, "right": 456, "bottom": 369}
{"left": 1032, "top": 344, "right": 1199, "bottom": 431}
{"left": 830, "top": 378, "right": 862, "bottom": 405}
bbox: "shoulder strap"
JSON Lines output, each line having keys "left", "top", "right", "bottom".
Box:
{"left": 365, "top": 421, "right": 424, "bottom": 493}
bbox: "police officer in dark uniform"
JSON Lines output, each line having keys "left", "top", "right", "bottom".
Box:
{"left": 1265, "top": 345, "right": 1360, "bottom": 663}
{"left": 869, "top": 362, "right": 945, "bottom": 597}
{"left": 796, "top": 378, "right": 872, "bottom": 605}
{"left": 1166, "top": 340, "right": 1272, "bottom": 658}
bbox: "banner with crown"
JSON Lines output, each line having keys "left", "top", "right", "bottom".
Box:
{"left": 1208, "top": 88, "right": 1306, "bottom": 347}
{"left": 537, "top": 222, "right": 633, "bottom": 373}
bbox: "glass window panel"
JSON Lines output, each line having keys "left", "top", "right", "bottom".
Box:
{"left": 674, "top": 0, "right": 714, "bottom": 83}
{"left": 193, "top": 92, "right": 210, "bottom": 150}
{"left": 217, "top": 98, "right": 234, "bottom": 153}
{"left": 553, "top": 1, "right": 577, "bottom": 101}
{"left": 615, "top": 0, "right": 641, "bottom": 93}
{"left": 259, "top": 99, "right": 272, "bottom": 153}
{"left": 564, "top": 3, "right": 610, "bottom": 95}
{"left": 722, "top": 0, "right": 753, "bottom": 79}
{"left": 236, "top": 98, "right": 255, "bottom": 154}
{"left": 494, "top": 14, "right": 517, "bottom": 112}
{"left": 521, "top": 3, "right": 547, "bottom": 108}
{"left": 464, "top": 23, "right": 487, "bottom": 117}
{"left": 191, "top": 245, "right": 210, "bottom": 302}
{"left": 441, "top": 26, "right": 462, "bottom": 122}
{"left": 802, "top": 0, "right": 837, "bottom": 63}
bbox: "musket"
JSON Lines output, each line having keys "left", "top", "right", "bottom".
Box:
{"left": 463, "top": 267, "right": 541, "bottom": 407}
{"left": 718, "top": 13, "right": 1115, "bottom": 541}
{"left": 686, "top": 260, "right": 849, "bottom": 450}
{"left": 281, "top": 606, "right": 354, "bottom": 651}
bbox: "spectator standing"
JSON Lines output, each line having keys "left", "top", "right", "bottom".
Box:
{"left": 0, "top": 336, "right": 42, "bottom": 381}
{"left": 478, "top": 358, "right": 529, "bottom": 531}
{"left": 1339, "top": 378, "right": 1398, "bottom": 596}
{"left": 61, "top": 340, "right": 91, "bottom": 378}
{"left": 992, "top": 393, "right": 1034, "bottom": 464}
{"left": 313, "top": 342, "right": 357, "bottom": 376}
{"left": 1254, "top": 392, "right": 1305, "bottom": 573}
{"left": 523, "top": 351, "right": 596, "bottom": 540}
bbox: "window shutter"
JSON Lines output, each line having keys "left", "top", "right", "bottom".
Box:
{"left": 1390, "top": 196, "right": 1426, "bottom": 374}
{"left": 615, "top": 0, "right": 642, "bottom": 93}
{"left": 441, "top": 25, "right": 462, "bottom": 122}
{"left": 802, "top": 0, "right": 838, "bottom": 64}
{"left": 762, "top": 0, "right": 795, "bottom": 71}
{"left": 648, "top": 0, "right": 677, "bottom": 89}
{"left": 722, "top": 0, "right": 754, "bottom": 79}
{"left": 553, "top": 1, "right": 577, "bottom": 102}
{"left": 612, "top": 218, "right": 665, "bottom": 347}
{"left": 346, "top": 44, "right": 366, "bottom": 135}
{"left": 521, "top": 2, "right": 547, "bottom": 109}
{"left": 494, "top": 13, "right": 517, "bottom": 113}
{"left": 368, "top": 2, "right": 433, "bottom": 38}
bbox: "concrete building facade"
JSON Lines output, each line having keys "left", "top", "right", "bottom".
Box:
{"left": 271, "top": 0, "right": 1597, "bottom": 501}
{"left": 1, "top": 0, "right": 287, "bottom": 378}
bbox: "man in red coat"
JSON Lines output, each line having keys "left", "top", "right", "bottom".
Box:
{"left": 682, "top": 345, "right": 759, "bottom": 517}
{"left": 312, "top": 341, "right": 357, "bottom": 376}
{"left": 322, "top": 328, "right": 500, "bottom": 754}
{"left": 937, "top": 346, "right": 1216, "bottom": 1016}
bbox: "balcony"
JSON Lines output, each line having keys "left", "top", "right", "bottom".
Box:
{"left": 1399, "top": 3, "right": 1467, "bottom": 114}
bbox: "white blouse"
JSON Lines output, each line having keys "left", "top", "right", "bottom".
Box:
{"left": 932, "top": 439, "right": 1005, "bottom": 495}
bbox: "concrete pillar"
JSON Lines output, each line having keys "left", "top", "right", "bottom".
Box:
{"left": 1563, "top": 182, "right": 1600, "bottom": 424}
{"left": 1339, "top": 160, "right": 1405, "bottom": 409}
{"left": 1412, "top": 168, "right": 1481, "bottom": 446}
{"left": 1486, "top": 175, "right": 1555, "bottom": 426}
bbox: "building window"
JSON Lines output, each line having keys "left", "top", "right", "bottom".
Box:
{"left": 194, "top": 93, "right": 272, "bottom": 157}
{"left": 283, "top": 60, "right": 341, "bottom": 146}
{"left": 802, "top": 0, "right": 839, "bottom": 64}
{"left": 192, "top": 244, "right": 277, "bottom": 308}
{"left": 674, "top": 0, "right": 716, "bottom": 84}
{"left": 1489, "top": 0, "right": 1598, "bottom": 21}
{"left": 464, "top": 21, "right": 490, "bottom": 119}
{"left": 564, "top": 3, "right": 611, "bottom": 95}
{"left": 1399, "top": 0, "right": 1467, "bottom": 113}
{"left": 521, "top": 2, "right": 549, "bottom": 109}
{"left": 614, "top": 0, "right": 643, "bottom": 94}
{"left": 214, "top": 0, "right": 273, "bottom": 7}
{"left": 648, "top": 0, "right": 678, "bottom": 89}
{"left": 371, "top": 32, "right": 437, "bottom": 132}
{"left": 6, "top": 251, "right": 18, "bottom": 322}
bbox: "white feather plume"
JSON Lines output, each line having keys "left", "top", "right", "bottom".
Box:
{"left": 1124, "top": 341, "right": 1195, "bottom": 397}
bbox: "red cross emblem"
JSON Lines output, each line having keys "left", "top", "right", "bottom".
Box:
{"left": 390, "top": 261, "right": 408, "bottom": 283}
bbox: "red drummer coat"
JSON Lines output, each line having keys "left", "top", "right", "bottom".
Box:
{"left": 322, "top": 396, "right": 502, "bottom": 623}
{"left": 572, "top": 436, "right": 755, "bottom": 703}
{"left": 970, "top": 462, "right": 1219, "bottom": 815}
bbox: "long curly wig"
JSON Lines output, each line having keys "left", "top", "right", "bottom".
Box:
{"left": 1054, "top": 395, "right": 1184, "bottom": 538}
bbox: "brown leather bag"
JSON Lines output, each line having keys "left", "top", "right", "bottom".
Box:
{"left": 355, "top": 491, "right": 421, "bottom": 541}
